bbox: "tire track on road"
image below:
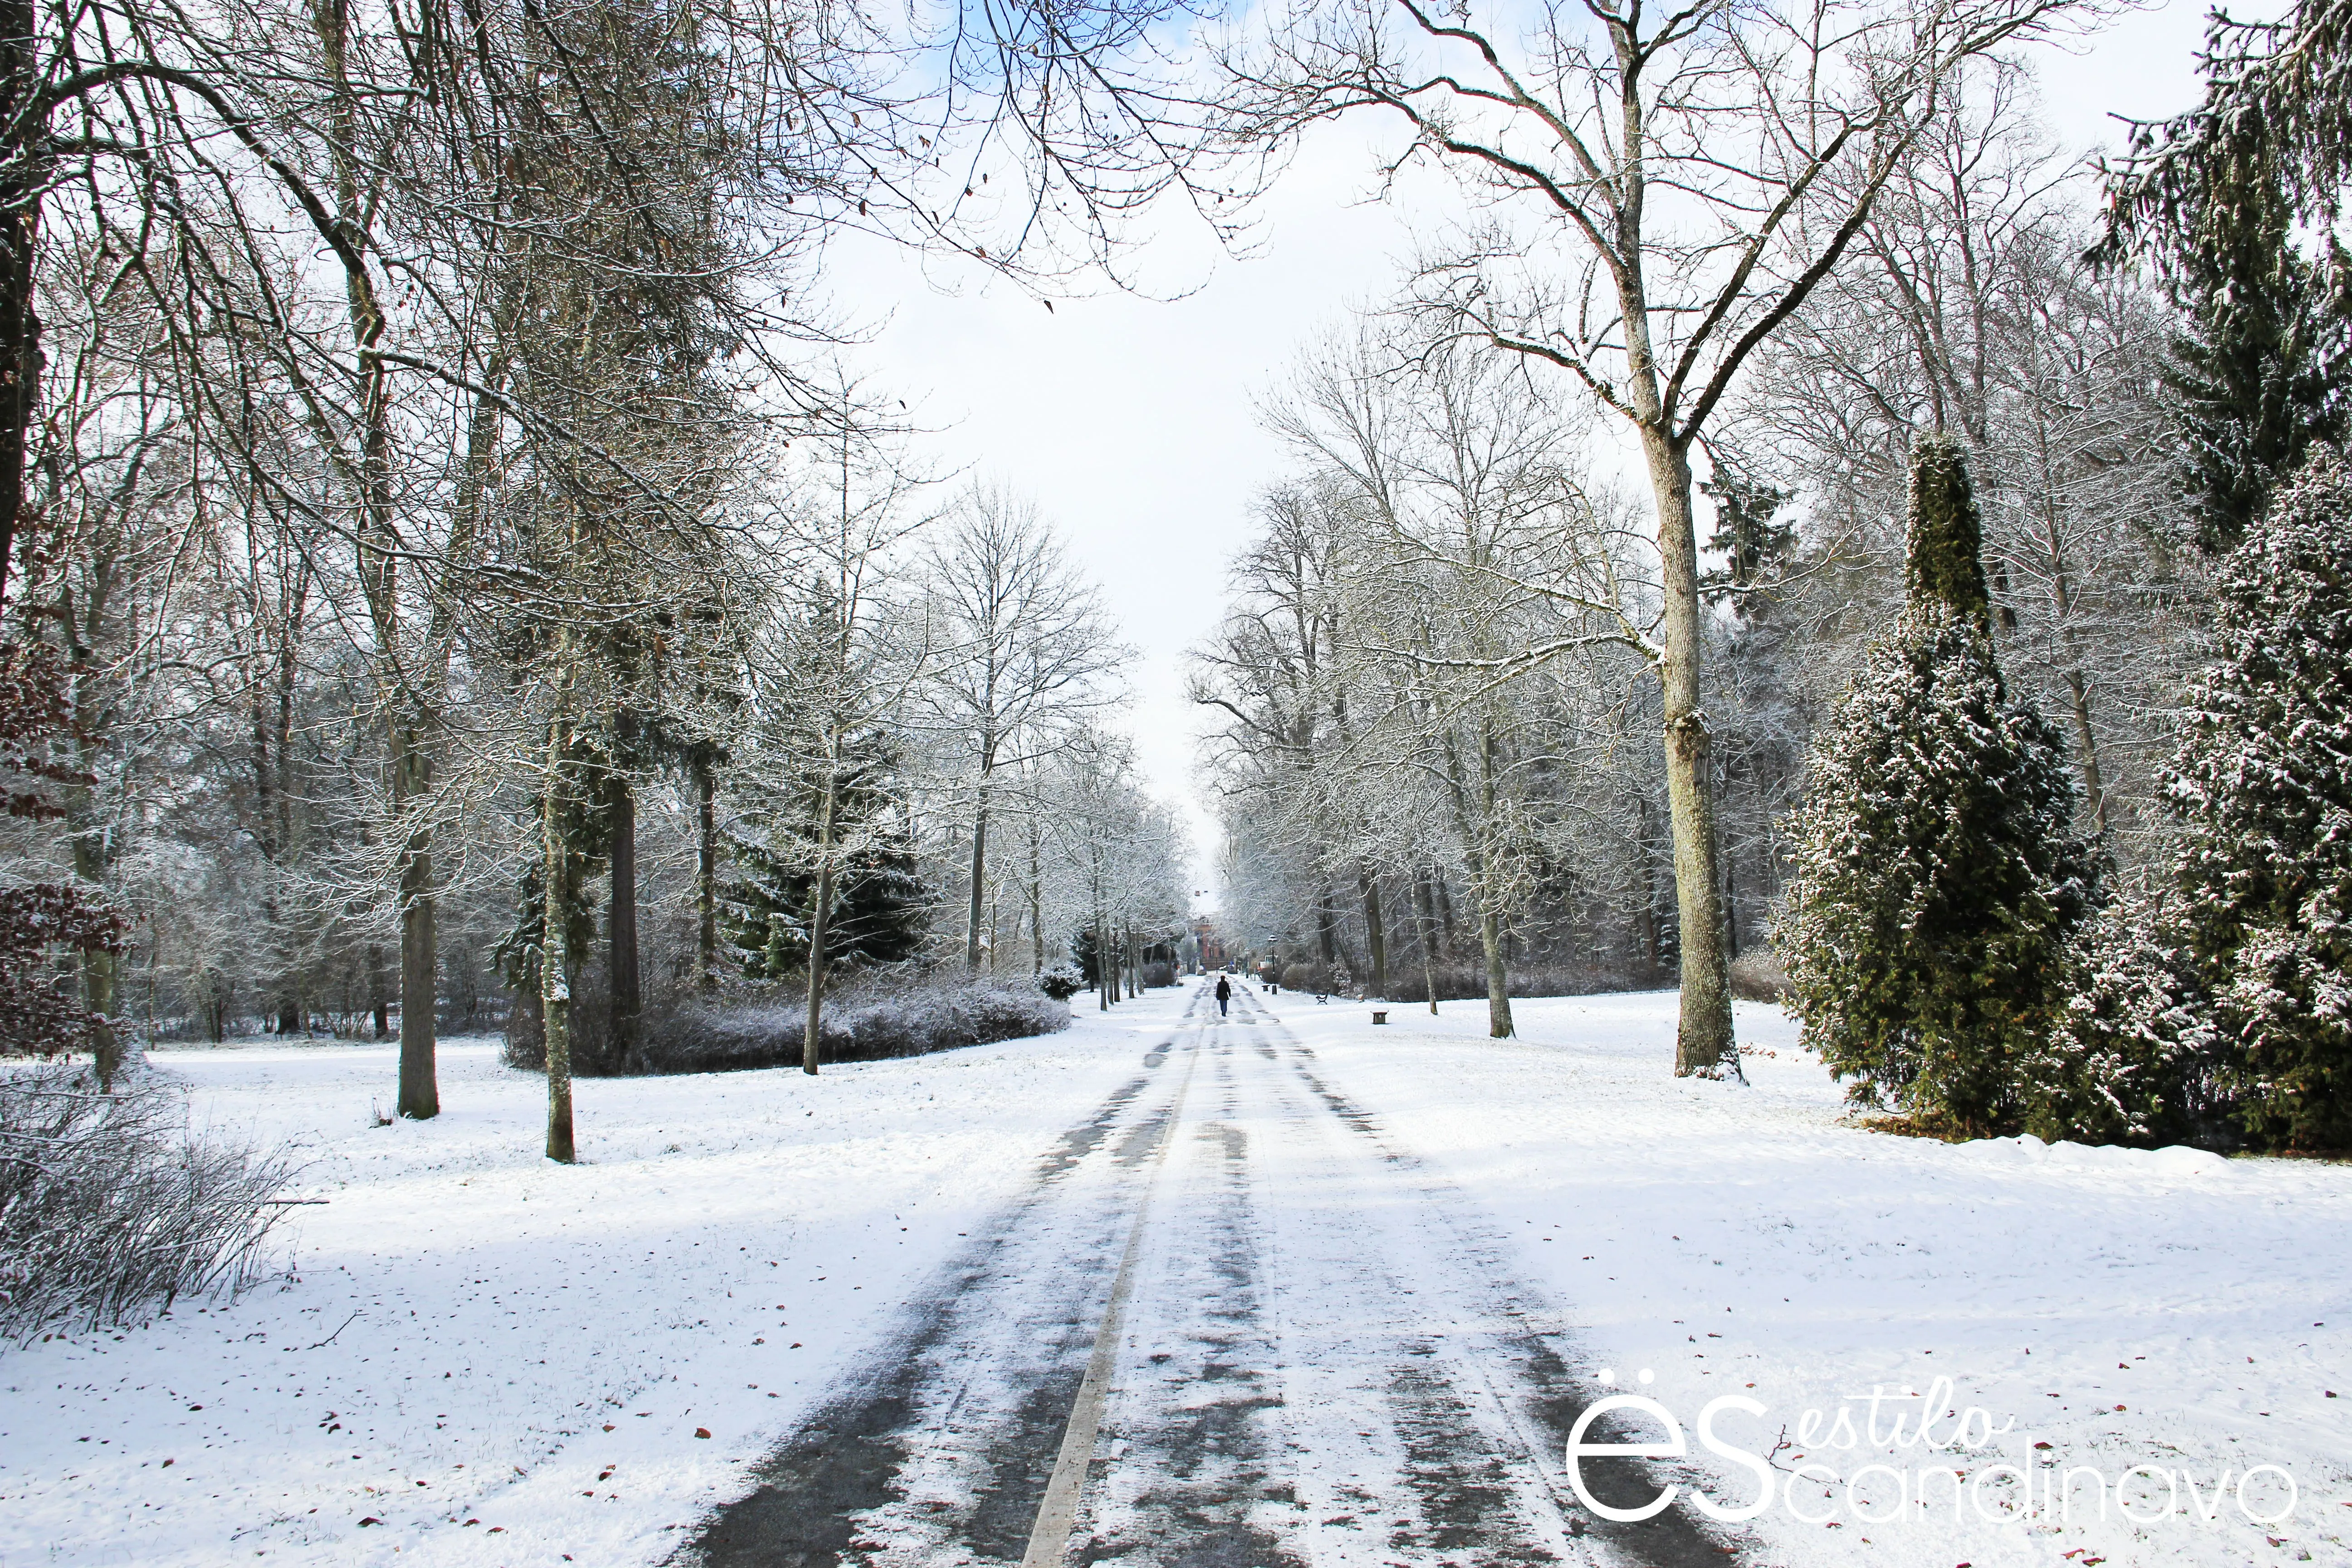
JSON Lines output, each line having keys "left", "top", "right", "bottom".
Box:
{"left": 689, "top": 981, "right": 1748, "bottom": 1568}
{"left": 688, "top": 995, "right": 1210, "bottom": 1568}
{"left": 1230, "top": 986, "right": 1744, "bottom": 1568}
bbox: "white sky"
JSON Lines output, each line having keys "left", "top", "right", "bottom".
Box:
{"left": 829, "top": 0, "right": 2249, "bottom": 910}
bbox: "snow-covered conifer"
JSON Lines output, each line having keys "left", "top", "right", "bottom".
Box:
{"left": 1779, "top": 436, "right": 2101, "bottom": 1134}
{"left": 2024, "top": 902, "right": 2222, "bottom": 1146}
{"left": 2167, "top": 446, "right": 2352, "bottom": 1148}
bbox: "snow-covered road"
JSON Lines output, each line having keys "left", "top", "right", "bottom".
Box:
{"left": 5, "top": 980, "right": 2347, "bottom": 1568}
{"left": 697, "top": 981, "right": 1725, "bottom": 1568}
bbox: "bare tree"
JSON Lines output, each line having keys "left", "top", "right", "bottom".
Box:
{"left": 919, "top": 488, "right": 1124, "bottom": 972}
{"left": 1732, "top": 74, "right": 2200, "bottom": 868}
{"left": 1216, "top": 0, "right": 2080, "bottom": 1073}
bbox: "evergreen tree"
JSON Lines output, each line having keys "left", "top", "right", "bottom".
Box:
{"left": 721, "top": 728, "right": 929, "bottom": 978}
{"left": 2167, "top": 446, "right": 2352, "bottom": 1149}
{"left": 1698, "top": 466, "right": 1794, "bottom": 608}
{"left": 2024, "top": 901, "right": 2222, "bottom": 1148}
{"left": 1779, "top": 436, "right": 2102, "bottom": 1135}
{"left": 2162, "top": 193, "right": 2347, "bottom": 556}
{"left": 2100, "top": 4, "right": 2352, "bottom": 555}
{"left": 723, "top": 828, "right": 929, "bottom": 976}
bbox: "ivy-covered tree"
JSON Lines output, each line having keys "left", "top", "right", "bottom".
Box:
{"left": 1778, "top": 436, "right": 2102, "bottom": 1135}
{"left": 2166, "top": 446, "right": 2352, "bottom": 1150}
{"left": 493, "top": 738, "right": 612, "bottom": 1071}
{"left": 0, "top": 643, "right": 125, "bottom": 1080}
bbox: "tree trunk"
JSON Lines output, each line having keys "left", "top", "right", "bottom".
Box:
{"left": 1413, "top": 868, "right": 1441, "bottom": 1015}
{"left": 1640, "top": 428, "right": 1738, "bottom": 1078}
{"left": 541, "top": 718, "right": 576, "bottom": 1163}
{"left": 1357, "top": 863, "right": 1387, "bottom": 999}
{"left": 1442, "top": 726, "right": 1514, "bottom": 1038}
{"left": 319, "top": 0, "right": 441, "bottom": 1109}
{"left": 368, "top": 943, "right": 389, "bottom": 1038}
{"left": 393, "top": 718, "right": 438, "bottom": 1117}
{"left": 1095, "top": 909, "right": 1110, "bottom": 1010}
{"left": 1028, "top": 817, "right": 1045, "bottom": 974}
{"left": 1476, "top": 722, "right": 1515, "bottom": 1037}
{"left": 607, "top": 766, "right": 640, "bottom": 1065}
{"left": 1724, "top": 839, "right": 1740, "bottom": 962}
{"left": 1475, "top": 886, "right": 1512, "bottom": 1039}
{"left": 0, "top": 0, "right": 38, "bottom": 609}
{"left": 66, "top": 755, "right": 119, "bottom": 1085}
{"left": 695, "top": 754, "right": 718, "bottom": 992}
{"left": 803, "top": 760, "right": 839, "bottom": 1076}
{"left": 2061, "top": 666, "right": 2108, "bottom": 837}
{"left": 2034, "top": 438, "right": 2112, "bottom": 838}
{"left": 81, "top": 945, "right": 120, "bottom": 1085}
{"left": 965, "top": 777, "right": 990, "bottom": 970}
{"left": 1638, "top": 792, "right": 1664, "bottom": 970}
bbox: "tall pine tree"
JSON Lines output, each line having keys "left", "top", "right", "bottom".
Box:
{"left": 2101, "top": 3, "right": 2352, "bottom": 554}
{"left": 720, "top": 723, "right": 929, "bottom": 980}
{"left": 1779, "top": 436, "right": 2102, "bottom": 1135}
{"left": 2167, "top": 446, "right": 2352, "bottom": 1149}
{"left": 2162, "top": 181, "right": 2347, "bottom": 556}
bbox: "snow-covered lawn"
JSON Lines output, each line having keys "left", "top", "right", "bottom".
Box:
{"left": 0, "top": 1006, "right": 1162, "bottom": 1567}
{"left": 3, "top": 987, "right": 2346, "bottom": 1567}
{"left": 1274, "top": 991, "right": 2352, "bottom": 1568}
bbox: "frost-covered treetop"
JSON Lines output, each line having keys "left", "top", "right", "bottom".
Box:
{"left": 1904, "top": 434, "right": 1993, "bottom": 627}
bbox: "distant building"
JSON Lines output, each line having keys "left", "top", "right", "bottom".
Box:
{"left": 1191, "top": 916, "right": 1230, "bottom": 971}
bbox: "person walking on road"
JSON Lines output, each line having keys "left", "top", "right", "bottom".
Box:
{"left": 1215, "top": 976, "right": 1231, "bottom": 1017}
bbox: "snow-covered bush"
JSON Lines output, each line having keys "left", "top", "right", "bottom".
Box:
{"left": 830, "top": 984, "right": 1070, "bottom": 1060}
{"left": 1035, "top": 962, "right": 1084, "bottom": 1001}
{"left": 1141, "top": 961, "right": 1176, "bottom": 988}
{"left": 546, "top": 978, "right": 1074, "bottom": 1076}
{"left": 0, "top": 1064, "right": 293, "bottom": 1343}
{"left": 1779, "top": 437, "right": 2102, "bottom": 1136}
{"left": 1281, "top": 960, "right": 1337, "bottom": 994}
{"left": 2165, "top": 447, "right": 2352, "bottom": 1150}
{"left": 2022, "top": 904, "right": 2226, "bottom": 1147}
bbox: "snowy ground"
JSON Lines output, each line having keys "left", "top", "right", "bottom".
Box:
{"left": 2, "top": 986, "right": 2346, "bottom": 1568}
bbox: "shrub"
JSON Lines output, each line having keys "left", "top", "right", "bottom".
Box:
{"left": 2022, "top": 905, "right": 2229, "bottom": 1147}
{"left": 511, "top": 976, "right": 1074, "bottom": 1077}
{"left": 1036, "top": 962, "right": 1084, "bottom": 1001}
{"left": 1281, "top": 961, "right": 1336, "bottom": 994}
{"left": 1726, "top": 948, "right": 1790, "bottom": 1004}
{"left": 2167, "top": 447, "right": 2352, "bottom": 1150}
{"left": 0, "top": 1063, "right": 293, "bottom": 1343}
{"left": 1778, "top": 439, "right": 2102, "bottom": 1137}
{"left": 1141, "top": 961, "right": 1176, "bottom": 988}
